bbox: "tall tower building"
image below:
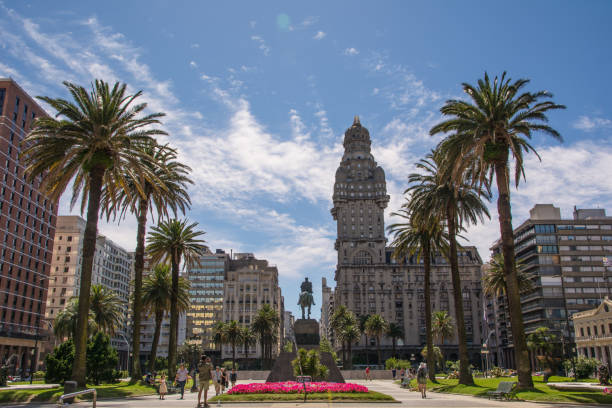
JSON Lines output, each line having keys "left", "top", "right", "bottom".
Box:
{"left": 331, "top": 116, "right": 389, "bottom": 268}
{"left": 0, "top": 79, "right": 57, "bottom": 375}
{"left": 330, "top": 117, "right": 484, "bottom": 365}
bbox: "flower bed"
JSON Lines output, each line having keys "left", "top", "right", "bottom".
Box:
{"left": 227, "top": 381, "right": 368, "bottom": 394}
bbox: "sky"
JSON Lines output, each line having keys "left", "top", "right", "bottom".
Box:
{"left": 1, "top": 1, "right": 612, "bottom": 319}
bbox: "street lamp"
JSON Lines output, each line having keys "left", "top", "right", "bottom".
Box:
{"left": 553, "top": 273, "right": 577, "bottom": 380}
{"left": 481, "top": 343, "right": 489, "bottom": 378}
{"left": 410, "top": 353, "right": 415, "bottom": 368}
{"left": 29, "top": 278, "right": 45, "bottom": 384}
{"left": 119, "top": 333, "right": 131, "bottom": 375}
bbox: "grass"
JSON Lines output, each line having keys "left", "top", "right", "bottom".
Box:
{"left": 408, "top": 376, "right": 612, "bottom": 404}
{"left": 210, "top": 391, "right": 395, "bottom": 402}
{"left": 0, "top": 381, "right": 157, "bottom": 404}
{"left": 5, "top": 380, "right": 45, "bottom": 385}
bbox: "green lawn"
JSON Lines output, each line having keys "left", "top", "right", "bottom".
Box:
{"left": 408, "top": 376, "right": 612, "bottom": 404}
{"left": 210, "top": 391, "right": 395, "bottom": 402}
{"left": 0, "top": 381, "right": 157, "bottom": 404}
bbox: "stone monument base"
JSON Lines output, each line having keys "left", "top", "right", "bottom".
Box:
{"left": 294, "top": 319, "right": 320, "bottom": 346}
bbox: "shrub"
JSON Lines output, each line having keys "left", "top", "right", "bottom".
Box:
{"left": 319, "top": 337, "right": 338, "bottom": 361}
{"left": 490, "top": 366, "right": 505, "bottom": 378}
{"left": 292, "top": 349, "right": 328, "bottom": 380}
{"left": 45, "top": 339, "right": 75, "bottom": 384}
{"left": 283, "top": 342, "right": 293, "bottom": 352}
{"left": 86, "top": 332, "right": 120, "bottom": 385}
{"left": 0, "top": 365, "right": 8, "bottom": 386}
{"left": 33, "top": 370, "right": 45, "bottom": 379}
{"left": 564, "top": 356, "right": 600, "bottom": 379}
{"left": 222, "top": 361, "right": 238, "bottom": 371}
{"left": 117, "top": 370, "right": 129, "bottom": 379}
{"left": 384, "top": 358, "right": 412, "bottom": 370}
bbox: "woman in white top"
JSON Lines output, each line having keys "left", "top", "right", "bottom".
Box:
{"left": 175, "top": 363, "right": 189, "bottom": 399}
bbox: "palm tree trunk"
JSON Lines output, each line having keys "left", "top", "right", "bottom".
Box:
{"left": 495, "top": 161, "right": 533, "bottom": 389}
{"left": 232, "top": 341, "right": 236, "bottom": 370}
{"left": 424, "top": 240, "right": 436, "bottom": 382}
{"left": 376, "top": 336, "right": 381, "bottom": 365}
{"left": 72, "top": 166, "right": 105, "bottom": 387}
{"left": 364, "top": 335, "right": 370, "bottom": 365}
{"left": 347, "top": 341, "right": 352, "bottom": 369}
{"left": 168, "top": 253, "right": 180, "bottom": 382}
{"left": 392, "top": 338, "right": 396, "bottom": 359}
{"left": 131, "top": 196, "right": 149, "bottom": 382}
{"left": 149, "top": 309, "right": 163, "bottom": 373}
{"left": 447, "top": 205, "right": 474, "bottom": 386}
{"left": 341, "top": 342, "right": 346, "bottom": 367}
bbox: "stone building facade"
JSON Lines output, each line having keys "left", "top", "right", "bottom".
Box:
{"left": 572, "top": 297, "right": 612, "bottom": 367}
{"left": 320, "top": 277, "right": 333, "bottom": 341}
{"left": 331, "top": 117, "right": 485, "bottom": 364}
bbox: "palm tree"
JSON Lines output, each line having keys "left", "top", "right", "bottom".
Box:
{"left": 53, "top": 298, "right": 97, "bottom": 340}
{"left": 252, "top": 304, "right": 280, "bottom": 368}
{"left": 330, "top": 305, "right": 352, "bottom": 367}
{"left": 89, "top": 284, "right": 123, "bottom": 336}
{"left": 241, "top": 327, "right": 257, "bottom": 360}
{"left": 142, "top": 264, "right": 190, "bottom": 373}
{"left": 103, "top": 141, "right": 192, "bottom": 380}
{"left": 213, "top": 322, "right": 226, "bottom": 351}
{"left": 527, "top": 327, "right": 558, "bottom": 382}
{"left": 22, "top": 80, "right": 166, "bottom": 385}
{"left": 432, "top": 310, "right": 454, "bottom": 370}
{"left": 482, "top": 254, "right": 534, "bottom": 297}
{"left": 358, "top": 314, "right": 371, "bottom": 364}
{"left": 224, "top": 320, "right": 243, "bottom": 370}
{"left": 365, "top": 314, "right": 388, "bottom": 365}
{"left": 146, "top": 219, "right": 207, "bottom": 380}
{"left": 405, "top": 152, "right": 489, "bottom": 385}
{"left": 431, "top": 73, "right": 565, "bottom": 388}
{"left": 388, "top": 206, "right": 448, "bottom": 381}
{"left": 337, "top": 320, "right": 360, "bottom": 369}
{"left": 386, "top": 323, "right": 404, "bottom": 359}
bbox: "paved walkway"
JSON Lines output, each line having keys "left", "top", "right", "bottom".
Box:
{"left": 5, "top": 380, "right": 606, "bottom": 408}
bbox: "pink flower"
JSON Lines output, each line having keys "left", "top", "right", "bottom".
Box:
{"left": 227, "top": 381, "right": 369, "bottom": 395}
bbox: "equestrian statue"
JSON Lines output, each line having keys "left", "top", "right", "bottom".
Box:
{"left": 297, "top": 277, "right": 315, "bottom": 319}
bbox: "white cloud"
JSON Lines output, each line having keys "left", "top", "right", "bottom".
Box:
{"left": 344, "top": 47, "right": 359, "bottom": 56}
{"left": 313, "top": 31, "right": 326, "bottom": 40}
{"left": 189, "top": 61, "right": 197, "bottom": 68}
{"left": 573, "top": 115, "right": 612, "bottom": 131}
{"left": 372, "top": 88, "right": 379, "bottom": 95}
{"left": 251, "top": 35, "right": 270, "bottom": 56}
{"left": 190, "top": 43, "right": 200, "bottom": 48}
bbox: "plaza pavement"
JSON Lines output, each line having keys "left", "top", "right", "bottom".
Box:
{"left": 5, "top": 379, "right": 606, "bottom": 408}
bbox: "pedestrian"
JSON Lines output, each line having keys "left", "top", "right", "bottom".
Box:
{"left": 230, "top": 368, "right": 237, "bottom": 388}
{"left": 399, "top": 367, "right": 405, "bottom": 381}
{"left": 197, "top": 355, "right": 213, "bottom": 408}
{"left": 220, "top": 367, "right": 228, "bottom": 393}
{"left": 176, "top": 363, "right": 189, "bottom": 399}
{"left": 392, "top": 366, "right": 397, "bottom": 380}
{"left": 213, "top": 366, "right": 222, "bottom": 396}
{"left": 416, "top": 362, "right": 428, "bottom": 399}
{"left": 365, "top": 366, "right": 371, "bottom": 381}
{"left": 159, "top": 374, "right": 168, "bottom": 400}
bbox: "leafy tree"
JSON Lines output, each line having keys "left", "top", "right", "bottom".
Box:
{"left": 283, "top": 342, "right": 294, "bottom": 352}
{"left": 292, "top": 349, "right": 328, "bottom": 380}
{"left": 482, "top": 254, "right": 534, "bottom": 296}
{"left": 403, "top": 152, "right": 489, "bottom": 385}
{"left": 564, "top": 356, "right": 599, "bottom": 379}
{"left": 142, "top": 264, "right": 190, "bottom": 372}
{"left": 251, "top": 304, "right": 280, "bottom": 368}
{"left": 365, "top": 314, "right": 388, "bottom": 365}
{"left": 432, "top": 310, "right": 453, "bottom": 369}
{"left": 213, "top": 322, "right": 226, "bottom": 350}
{"left": 45, "top": 340, "right": 75, "bottom": 384}
{"left": 224, "top": 320, "right": 243, "bottom": 370}
{"left": 388, "top": 206, "right": 448, "bottom": 381}
{"left": 337, "top": 319, "right": 360, "bottom": 369}
{"left": 89, "top": 284, "right": 123, "bottom": 336}
{"left": 146, "top": 219, "right": 207, "bottom": 380}
{"left": 330, "top": 306, "right": 356, "bottom": 367}
{"left": 527, "top": 327, "right": 559, "bottom": 382}
{"left": 53, "top": 298, "right": 97, "bottom": 340}
{"left": 103, "top": 141, "right": 192, "bottom": 380}
{"left": 86, "top": 332, "right": 120, "bottom": 385}
{"left": 178, "top": 342, "right": 203, "bottom": 371}
{"left": 241, "top": 326, "right": 257, "bottom": 360}
{"left": 386, "top": 323, "right": 403, "bottom": 359}
{"left": 421, "top": 346, "right": 444, "bottom": 371}
{"left": 431, "top": 72, "right": 565, "bottom": 388}
{"left": 319, "top": 336, "right": 338, "bottom": 361}
{"left": 23, "top": 80, "right": 166, "bottom": 386}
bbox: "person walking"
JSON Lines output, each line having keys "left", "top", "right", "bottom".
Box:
{"left": 392, "top": 367, "right": 397, "bottom": 380}
{"left": 197, "top": 355, "right": 213, "bottom": 408}
{"left": 159, "top": 374, "right": 168, "bottom": 400}
{"left": 365, "top": 366, "right": 371, "bottom": 381}
{"left": 176, "top": 363, "right": 189, "bottom": 399}
{"left": 417, "top": 362, "right": 428, "bottom": 399}
{"left": 213, "top": 366, "right": 223, "bottom": 396}
{"left": 220, "top": 368, "right": 228, "bottom": 393}
{"left": 230, "top": 368, "right": 237, "bottom": 388}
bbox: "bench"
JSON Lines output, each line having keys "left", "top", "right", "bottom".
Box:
{"left": 487, "top": 381, "right": 517, "bottom": 400}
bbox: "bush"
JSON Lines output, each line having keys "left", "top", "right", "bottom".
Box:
{"left": 117, "top": 370, "right": 129, "bottom": 379}
{"left": 45, "top": 339, "right": 75, "bottom": 384}
{"left": 222, "top": 361, "right": 238, "bottom": 370}
{"left": 0, "top": 365, "right": 8, "bottom": 386}
{"left": 319, "top": 337, "right": 338, "bottom": 361}
{"left": 564, "top": 356, "right": 600, "bottom": 379}
{"left": 86, "top": 332, "right": 120, "bottom": 385}
{"left": 292, "top": 348, "right": 328, "bottom": 380}
{"left": 283, "top": 342, "right": 293, "bottom": 352}
{"left": 384, "top": 358, "right": 412, "bottom": 370}
{"left": 33, "top": 370, "right": 45, "bottom": 379}
{"left": 490, "top": 366, "right": 505, "bottom": 378}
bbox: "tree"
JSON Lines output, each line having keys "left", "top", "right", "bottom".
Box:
{"left": 251, "top": 304, "right": 280, "bottom": 368}
{"left": 45, "top": 340, "right": 75, "bottom": 384}
{"left": 241, "top": 327, "right": 257, "bottom": 360}
{"left": 224, "top": 320, "right": 243, "bottom": 370}
{"left": 53, "top": 298, "right": 96, "bottom": 340}
{"left": 22, "top": 80, "right": 166, "bottom": 386}
{"left": 432, "top": 311, "right": 453, "bottom": 369}
{"left": 404, "top": 152, "right": 489, "bottom": 385}
{"left": 86, "top": 332, "right": 120, "bottom": 385}
{"left": 178, "top": 343, "right": 203, "bottom": 371}
{"left": 386, "top": 323, "right": 403, "bottom": 359}
{"left": 388, "top": 206, "right": 448, "bottom": 381}
{"left": 292, "top": 349, "right": 328, "bottom": 380}
{"left": 421, "top": 346, "right": 444, "bottom": 372}
{"left": 358, "top": 314, "right": 371, "bottom": 364}
{"left": 431, "top": 72, "right": 565, "bottom": 388}
{"left": 527, "top": 327, "right": 559, "bottom": 382}
{"left": 142, "top": 264, "right": 190, "bottom": 372}
{"left": 146, "top": 219, "right": 207, "bottom": 380}
{"left": 482, "top": 254, "right": 534, "bottom": 297}
{"left": 337, "top": 317, "right": 360, "bottom": 369}
{"left": 89, "top": 284, "right": 123, "bottom": 336}
{"left": 319, "top": 336, "right": 338, "bottom": 362}
{"left": 330, "top": 305, "right": 352, "bottom": 367}
{"left": 103, "top": 141, "right": 192, "bottom": 380}
{"left": 365, "top": 314, "right": 388, "bottom": 365}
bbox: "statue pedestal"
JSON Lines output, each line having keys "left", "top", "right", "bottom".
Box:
{"left": 294, "top": 319, "right": 320, "bottom": 347}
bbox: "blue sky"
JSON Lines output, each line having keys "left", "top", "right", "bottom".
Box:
{"left": 1, "top": 1, "right": 612, "bottom": 319}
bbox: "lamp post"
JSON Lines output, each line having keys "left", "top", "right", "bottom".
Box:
{"left": 481, "top": 343, "right": 489, "bottom": 378}
{"left": 554, "top": 273, "right": 577, "bottom": 380}
{"left": 410, "top": 353, "right": 415, "bottom": 368}
{"left": 29, "top": 278, "right": 45, "bottom": 384}
{"left": 188, "top": 335, "right": 201, "bottom": 392}
{"left": 119, "top": 333, "right": 131, "bottom": 375}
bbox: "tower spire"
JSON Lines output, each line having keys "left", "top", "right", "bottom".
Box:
{"left": 353, "top": 115, "right": 360, "bottom": 126}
